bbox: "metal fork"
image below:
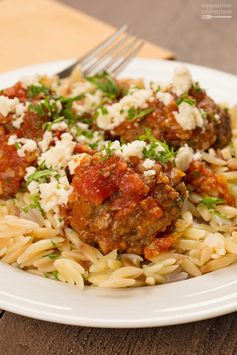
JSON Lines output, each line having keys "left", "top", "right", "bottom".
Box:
{"left": 57, "top": 25, "right": 144, "bottom": 78}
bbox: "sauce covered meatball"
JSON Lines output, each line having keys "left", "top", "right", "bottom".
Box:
{"left": 97, "top": 68, "right": 232, "bottom": 151}
{"left": 61, "top": 152, "right": 187, "bottom": 258}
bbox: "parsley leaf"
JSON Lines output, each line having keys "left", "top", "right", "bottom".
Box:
{"left": 142, "top": 141, "right": 176, "bottom": 164}
{"left": 27, "top": 85, "right": 49, "bottom": 98}
{"left": 127, "top": 107, "right": 154, "bottom": 121}
{"left": 51, "top": 240, "right": 57, "bottom": 248}
{"left": 15, "top": 142, "right": 21, "bottom": 150}
{"left": 76, "top": 127, "right": 94, "bottom": 139}
{"left": 139, "top": 128, "right": 156, "bottom": 142}
{"left": 22, "top": 193, "right": 45, "bottom": 216}
{"left": 86, "top": 71, "right": 120, "bottom": 99}
{"left": 101, "top": 141, "right": 114, "bottom": 161}
{"left": 139, "top": 129, "right": 176, "bottom": 164}
{"left": 199, "top": 196, "right": 225, "bottom": 209}
{"left": 45, "top": 252, "right": 60, "bottom": 260}
{"left": 100, "top": 106, "right": 109, "bottom": 115}
{"left": 26, "top": 169, "right": 55, "bottom": 185}
{"left": 28, "top": 103, "right": 45, "bottom": 117}
{"left": 44, "top": 271, "right": 59, "bottom": 280}
{"left": 42, "top": 116, "right": 64, "bottom": 131}
{"left": 191, "top": 82, "right": 203, "bottom": 94}
{"left": 177, "top": 95, "right": 196, "bottom": 106}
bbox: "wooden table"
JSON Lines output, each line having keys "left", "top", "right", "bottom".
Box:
{"left": 1, "top": 1, "right": 237, "bottom": 354}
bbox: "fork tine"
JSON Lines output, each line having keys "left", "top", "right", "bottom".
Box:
{"left": 86, "top": 36, "right": 140, "bottom": 76}
{"left": 58, "top": 25, "right": 128, "bottom": 78}
{"left": 83, "top": 31, "right": 131, "bottom": 75}
{"left": 79, "top": 25, "right": 129, "bottom": 66}
{"left": 110, "top": 40, "right": 144, "bottom": 76}
{"left": 97, "top": 38, "right": 144, "bottom": 76}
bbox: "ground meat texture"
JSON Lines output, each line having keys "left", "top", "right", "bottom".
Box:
{"left": 185, "top": 160, "right": 235, "bottom": 205}
{"left": 19, "top": 111, "right": 48, "bottom": 141}
{"left": 109, "top": 90, "right": 232, "bottom": 151}
{"left": 1, "top": 82, "right": 27, "bottom": 101}
{"left": 1, "top": 82, "right": 48, "bottom": 140}
{"left": 62, "top": 155, "right": 187, "bottom": 258}
{"left": 0, "top": 135, "right": 37, "bottom": 198}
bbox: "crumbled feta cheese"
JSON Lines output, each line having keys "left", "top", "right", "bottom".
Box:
{"left": 144, "top": 169, "right": 156, "bottom": 177}
{"left": 25, "top": 166, "right": 36, "bottom": 179}
{"left": 8, "top": 135, "right": 17, "bottom": 145}
{"left": 0, "top": 96, "right": 28, "bottom": 128}
{"left": 18, "top": 140, "right": 37, "bottom": 157}
{"left": 38, "top": 133, "right": 76, "bottom": 170}
{"left": 175, "top": 145, "right": 193, "bottom": 171}
{"left": 204, "top": 233, "right": 226, "bottom": 257}
{"left": 156, "top": 92, "right": 173, "bottom": 106}
{"left": 51, "top": 122, "right": 68, "bottom": 131}
{"left": 193, "top": 151, "right": 202, "bottom": 161}
{"left": 0, "top": 96, "right": 19, "bottom": 116}
{"left": 117, "top": 140, "right": 147, "bottom": 160}
{"left": 173, "top": 102, "right": 204, "bottom": 130}
{"left": 97, "top": 89, "right": 151, "bottom": 130}
{"left": 12, "top": 102, "right": 28, "bottom": 128}
{"left": 68, "top": 153, "right": 88, "bottom": 175}
{"left": 73, "top": 91, "right": 103, "bottom": 115}
{"left": 8, "top": 135, "right": 37, "bottom": 157}
{"left": 172, "top": 66, "right": 192, "bottom": 96}
{"left": 39, "top": 176, "right": 72, "bottom": 212}
{"left": 38, "top": 131, "right": 53, "bottom": 153}
{"left": 28, "top": 181, "right": 40, "bottom": 194}
{"left": 142, "top": 159, "right": 155, "bottom": 169}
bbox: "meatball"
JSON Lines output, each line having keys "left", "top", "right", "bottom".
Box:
{"left": 0, "top": 135, "right": 37, "bottom": 198}
{"left": 62, "top": 154, "right": 187, "bottom": 258}
{"left": 108, "top": 89, "right": 232, "bottom": 151}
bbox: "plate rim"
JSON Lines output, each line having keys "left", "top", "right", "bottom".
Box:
{"left": 1, "top": 57, "right": 237, "bottom": 328}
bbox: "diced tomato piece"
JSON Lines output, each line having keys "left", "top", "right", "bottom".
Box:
{"left": 144, "top": 235, "right": 174, "bottom": 260}
{"left": 2, "top": 82, "right": 27, "bottom": 101}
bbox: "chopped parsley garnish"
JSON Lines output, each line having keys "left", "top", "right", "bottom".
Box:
{"left": 51, "top": 240, "right": 57, "bottom": 248}
{"left": 199, "top": 196, "right": 224, "bottom": 209}
{"left": 76, "top": 127, "right": 94, "bottom": 139}
{"left": 139, "top": 128, "right": 156, "bottom": 142}
{"left": 59, "top": 95, "right": 84, "bottom": 126}
{"left": 25, "top": 169, "right": 55, "bottom": 185}
{"left": 127, "top": 107, "right": 154, "bottom": 121}
{"left": 105, "top": 141, "right": 113, "bottom": 157}
{"left": 28, "top": 102, "right": 45, "bottom": 117}
{"left": 191, "top": 82, "right": 203, "bottom": 94}
{"left": 139, "top": 129, "right": 176, "bottom": 164}
{"left": 100, "top": 106, "right": 109, "bottom": 115}
{"left": 15, "top": 142, "right": 21, "bottom": 150}
{"left": 176, "top": 95, "right": 196, "bottom": 106}
{"left": 101, "top": 141, "right": 114, "bottom": 161}
{"left": 89, "top": 141, "right": 99, "bottom": 150}
{"left": 86, "top": 71, "right": 120, "bottom": 99}
{"left": 193, "top": 170, "right": 201, "bottom": 178}
{"left": 44, "top": 271, "right": 59, "bottom": 280}
{"left": 142, "top": 141, "right": 176, "bottom": 164}
{"left": 27, "top": 84, "right": 50, "bottom": 98}
{"left": 43, "top": 116, "right": 64, "bottom": 131}
{"left": 45, "top": 252, "right": 60, "bottom": 260}
{"left": 29, "top": 94, "right": 84, "bottom": 126}
{"left": 22, "top": 193, "right": 45, "bottom": 216}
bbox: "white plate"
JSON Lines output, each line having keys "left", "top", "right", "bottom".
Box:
{"left": 1, "top": 58, "right": 237, "bottom": 328}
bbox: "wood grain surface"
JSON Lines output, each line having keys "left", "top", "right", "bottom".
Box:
{"left": 0, "top": 312, "right": 237, "bottom": 355}
{"left": 1, "top": 0, "right": 237, "bottom": 354}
